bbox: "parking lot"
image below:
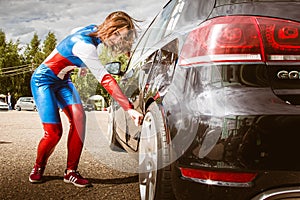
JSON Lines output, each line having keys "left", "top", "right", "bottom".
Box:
{"left": 0, "top": 110, "right": 140, "bottom": 200}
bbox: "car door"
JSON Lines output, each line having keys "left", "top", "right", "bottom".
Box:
{"left": 112, "top": 0, "right": 177, "bottom": 150}
{"left": 23, "top": 98, "right": 30, "bottom": 110}
{"left": 137, "top": 0, "right": 183, "bottom": 98}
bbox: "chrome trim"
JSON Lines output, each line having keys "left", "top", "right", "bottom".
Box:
{"left": 266, "top": 61, "right": 300, "bottom": 65}
{"left": 181, "top": 176, "right": 253, "bottom": 188}
{"left": 268, "top": 55, "right": 300, "bottom": 61}
{"left": 251, "top": 186, "right": 300, "bottom": 200}
{"left": 273, "top": 89, "right": 300, "bottom": 95}
{"left": 180, "top": 54, "right": 262, "bottom": 66}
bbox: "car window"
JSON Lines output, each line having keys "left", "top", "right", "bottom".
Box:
{"left": 164, "top": 0, "right": 185, "bottom": 36}
{"left": 174, "top": 0, "right": 215, "bottom": 30}
{"left": 146, "top": 40, "right": 179, "bottom": 90}
{"left": 129, "top": 0, "right": 178, "bottom": 66}
{"left": 143, "top": 0, "right": 177, "bottom": 52}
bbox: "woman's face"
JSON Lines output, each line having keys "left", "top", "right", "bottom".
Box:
{"left": 106, "top": 27, "right": 128, "bottom": 47}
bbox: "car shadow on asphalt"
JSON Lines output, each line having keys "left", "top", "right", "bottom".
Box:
{"left": 42, "top": 175, "right": 138, "bottom": 185}
{"left": 0, "top": 141, "right": 12, "bottom": 144}
{"left": 89, "top": 175, "right": 138, "bottom": 184}
{"left": 43, "top": 175, "right": 63, "bottom": 182}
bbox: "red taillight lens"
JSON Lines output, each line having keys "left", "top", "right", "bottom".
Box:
{"left": 180, "top": 167, "right": 257, "bottom": 187}
{"left": 278, "top": 26, "right": 298, "bottom": 40}
{"left": 257, "top": 17, "right": 300, "bottom": 61}
{"left": 179, "top": 16, "right": 300, "bottom": 66}
{"left": 180, "top": 16, "right": 262, "bottom": 66}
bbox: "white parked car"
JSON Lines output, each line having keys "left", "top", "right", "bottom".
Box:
{"left": 0, "top": 99, "right": 9, "bottom": 111}
{"left": 15, "top": 97, "right": 37, "bottom": 111}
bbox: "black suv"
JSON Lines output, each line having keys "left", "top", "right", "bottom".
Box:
{"left": 107, "top": 0, "right": 300, "bottom": 199}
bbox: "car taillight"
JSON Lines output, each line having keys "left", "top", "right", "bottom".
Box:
{"left": 257, "top": 17, "right": 300, "bottom": 61}
{"left": 179, "top": 16, "right": 300, "bottom": 66}
{"left": 179, "top": 167, "right": 257, "bottom": 187}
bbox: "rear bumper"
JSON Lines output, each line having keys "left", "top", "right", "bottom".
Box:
{"left": 251, "top": 186, "right": 300, "bottom": 200}
{"left": 172, "top": 163, "right": 300, "bottom": 200}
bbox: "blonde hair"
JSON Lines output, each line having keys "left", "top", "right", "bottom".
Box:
{"left": 90, "top": 11, "right": 139, "bottom": 53}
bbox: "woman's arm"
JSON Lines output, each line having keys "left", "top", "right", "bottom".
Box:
{"left": 72, "top": 41, "right": 143, "bottom": 125}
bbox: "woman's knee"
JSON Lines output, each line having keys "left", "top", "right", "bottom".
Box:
{"left": 42, "top": 123, "right": 63, "bottom": 141}
{"left": 64, "top": 104, "right": 86, "bottom": 124}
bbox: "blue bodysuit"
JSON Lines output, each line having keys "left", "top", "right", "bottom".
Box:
{"left": 30, "top": 25, "right": 133, "bottom": 170}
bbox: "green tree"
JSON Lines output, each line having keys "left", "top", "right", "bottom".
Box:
{"left": 0, "top": 30, "right": 25, "bottom": 100}
{"left": 0, "top": 30, "right": 6, "bottom": 68}
{"left": 24, "top": 33, "right": 40, "bottom": 67}
{"left": 72, "top": 44, "right": 129, "bottom": 106}
{"left": 71, "top": 69, "right": 99, "bottom": 103}
{"left": 0, "top": 28, "right": 131, "bottom": 108}
{"left": 42, "top": 31, "right": 56, "bottom": 56}
{"left": 97, "top": 47, "right": 129, "bottom": 105}
{"left": 0, "top": 30, "right": 20, "bottom": 70}
{"left": 32, "top": 31, "right": 57, "bottom": 70}
{"left": 4, "top": 40, "right": 24, "bottom": 95}
{"left": 0, "top": 30, "right": 57, "bottom": 102}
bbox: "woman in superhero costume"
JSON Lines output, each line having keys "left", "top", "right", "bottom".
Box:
{"left": 29, "top": 11, "right": 143, "bottom": 187}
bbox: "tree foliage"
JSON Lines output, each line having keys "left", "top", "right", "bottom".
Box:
{"left": 0, "top": 30, "right": 129, "bottom": 107}
{"left": 24, "top": 33, "right": 40, "bottom": 66}
{"left": 71, "top": 69, "right": 99, "bottom": 103}
{"left": 72, "top": 44, "right": 129, "bottom": 105}
{"left": 0, "top": 30, "right": 57, "bottom": 104}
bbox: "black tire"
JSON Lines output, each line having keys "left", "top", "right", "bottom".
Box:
{"left": 16, "top": 106, "right": 21, "bottom": 111}
{"left": 139, "top": 102, "right": 175, "bottom": 200}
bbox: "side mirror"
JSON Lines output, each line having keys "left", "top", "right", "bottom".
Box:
{"left": 105, "top": 61, "right": 122, "bottom": 75}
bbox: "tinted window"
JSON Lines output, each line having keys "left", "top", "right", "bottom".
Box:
{"left": 175, "top": 0, "right": 214, "bottom": 29}
{"left": 130, "top": 0, "right": 178, "bottom": 66}
{"left": 142, "top": 0, "right": 177, "bottom": 51}
{"left": 164, "top": 0, "right": 185, "bottom": 36}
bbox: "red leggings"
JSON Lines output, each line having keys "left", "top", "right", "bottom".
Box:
{"left": 35, "top": 104, "right": 86, "bottom": 170}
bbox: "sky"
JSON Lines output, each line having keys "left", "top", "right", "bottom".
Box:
{"left": 0, "top": 0, "right": 168, "bottom": 46}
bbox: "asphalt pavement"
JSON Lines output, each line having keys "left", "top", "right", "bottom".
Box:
{"left": 0, "top": 110, "right": 140, "bottom": 200}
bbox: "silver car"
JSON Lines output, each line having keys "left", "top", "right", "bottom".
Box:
{"left": 0, "top": 99, "right": 9, "bottom": 111}
{"left": 15, "top": 97, "right": 37, "bottom": 111}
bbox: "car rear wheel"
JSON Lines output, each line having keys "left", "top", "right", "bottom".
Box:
{"left": 139, "top": 103, "right": 174, "bottom": 200}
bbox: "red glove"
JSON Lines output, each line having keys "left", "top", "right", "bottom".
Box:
{"left": 101, "top": 74, "right": 133, "bottom": 111}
